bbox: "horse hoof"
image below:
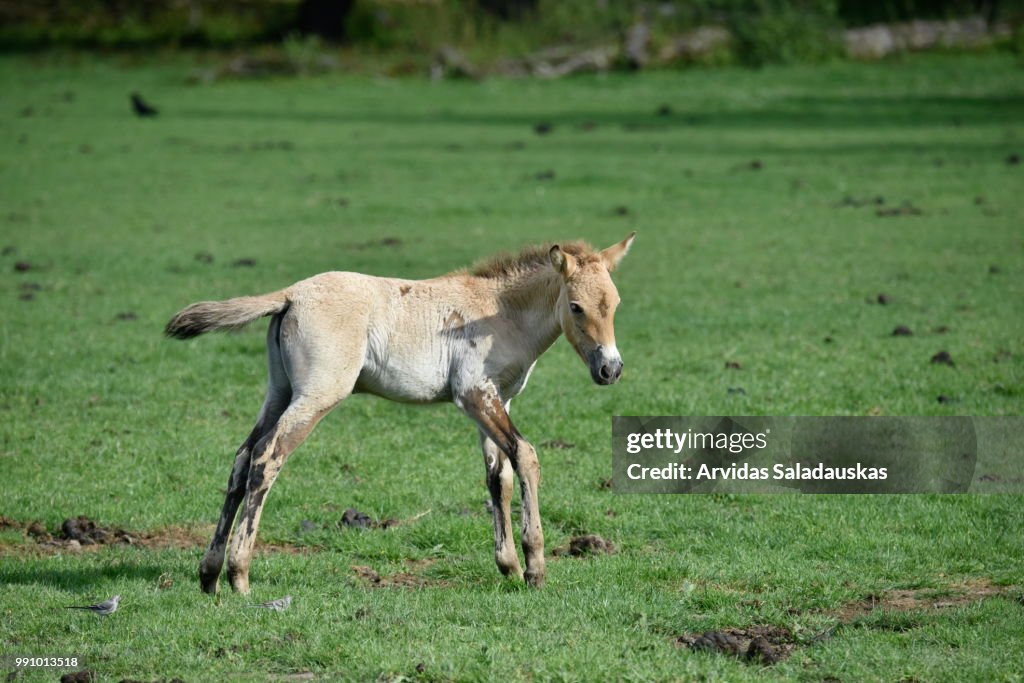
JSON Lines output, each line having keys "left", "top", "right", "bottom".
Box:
{"left": 200, "top": 575, "right": 220, "bottom": 595}
{"left": 525, "top": 570, "right": 546, "bottom": 588}
{"left": 501, "top": 568, "right": 524, "bottom": 582}
{"left": 199, "top": 565, "right": 221, "bottom": 594}
{"left": 228, "top": 571, "right": 251, "bottom": 594}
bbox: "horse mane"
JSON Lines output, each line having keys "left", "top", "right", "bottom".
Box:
{"left": 468, "top": 240, "right": 600, "bottom": 279}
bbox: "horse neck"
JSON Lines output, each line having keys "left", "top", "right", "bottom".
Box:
{"left": 496, "top": 267, "right": 563, "bottom": 357}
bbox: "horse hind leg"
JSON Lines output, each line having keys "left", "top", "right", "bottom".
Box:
{"left": 224, "top": 392, "right": 344, "bottom": 594}
{"left": 199, "top": 314, "right": 291, "bottom": 594}
{"left": 226, "top": 306, "right": 366, "bottom": 594}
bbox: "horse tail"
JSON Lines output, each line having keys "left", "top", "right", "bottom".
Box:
{"left": 165, "top": 289, "right": 290, "bottom": 340}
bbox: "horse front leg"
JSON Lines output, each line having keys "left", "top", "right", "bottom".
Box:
{"left": 460, "top": 387, "right": 546, "bottom": 587}
{"left": 479, "top": 429, "right": 523, "bottom": 580}
{"left": 513, "top": 438, "right": 546, "bottom": 587}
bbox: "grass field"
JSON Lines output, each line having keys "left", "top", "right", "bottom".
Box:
{"left": 1, "top": 53, "right": 1023, "bottom": 681}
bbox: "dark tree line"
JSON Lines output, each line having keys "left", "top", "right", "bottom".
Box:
{"left": 294, "top": 0, "right": 1016, "bottom": 43}
{"left": 296, "top": 0, "right": 356, "bottom": 42}
{"left": 295, "top": 0, "right": 539, "bottom": 42}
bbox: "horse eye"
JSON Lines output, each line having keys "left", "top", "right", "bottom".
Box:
{"left": 569, "top": 302, "right": 584, "bottom": 315}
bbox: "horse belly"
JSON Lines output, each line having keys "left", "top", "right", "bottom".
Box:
{"left": 354, "top": 343, "right": 452, "bottom": 403}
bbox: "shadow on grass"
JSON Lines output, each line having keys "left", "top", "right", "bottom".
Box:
{"left": 0, "top": 560, "right": 166, "bottom": 590}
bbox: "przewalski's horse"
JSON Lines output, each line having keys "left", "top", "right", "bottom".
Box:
{"left": 166, "top": 233, "right": 634, "bottom": 593}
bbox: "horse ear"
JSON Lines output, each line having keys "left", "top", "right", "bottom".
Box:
{"left": 600, "top": 231, "right": 636, "bottom": 271}
{"left": 549, "top": 245, "right": 578, "bottom": 278}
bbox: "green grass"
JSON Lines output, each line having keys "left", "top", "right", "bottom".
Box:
{"left": 1, "top": 53, "right": 1023, "bottom": 681}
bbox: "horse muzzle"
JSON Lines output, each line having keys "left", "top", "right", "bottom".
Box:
{"left": 588, "top": 347, "right": 623, "bottom": 385}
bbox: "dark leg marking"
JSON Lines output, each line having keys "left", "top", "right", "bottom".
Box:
{"left": 481, "top": 430, "right": 523, "bottom": 579}
{"left": 461, "top": 387, "right": 544, "bottom": 587}
{"left": 226, "top": 401, "right": 336, "bottom": 594}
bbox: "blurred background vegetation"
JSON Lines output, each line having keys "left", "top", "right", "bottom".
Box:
{"left": 1, "top": 0, "right": 1023, "bottom": 69}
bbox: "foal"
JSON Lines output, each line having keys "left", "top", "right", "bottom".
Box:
{"left": 166, "top": 233, "right": 634, "bottom": 593}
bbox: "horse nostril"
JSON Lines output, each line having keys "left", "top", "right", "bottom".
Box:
{"left": 600, "top": 364, "right": 611, "bottom": 379}
{"left": 613, "top": 365, "right": 622, "bottom": 380}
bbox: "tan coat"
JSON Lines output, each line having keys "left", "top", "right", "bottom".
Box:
{"left": 167, "top": 233, "right": 634, "bottom": 594}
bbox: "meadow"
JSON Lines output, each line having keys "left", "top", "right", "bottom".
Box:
{"left": 1, "top": 52, "right": 1023, "bottom": 681}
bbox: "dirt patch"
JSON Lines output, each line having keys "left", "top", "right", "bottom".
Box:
{"left": 350, "top": 561, "right": 445, "bottom": 589}
{"left": 832, "top": 578, "right": 1008, "bottom": 622}
{"left": 677, "top": 625, "right": 794, "bottom": 664}
{"left": 930, "top": 350, "right": 955, "bottom": 366}
{"left": 27, "top": 519, "right": 208, "bottom": 553}
{"left": 137, "top": 525, "right": 210, "bottom": 549}
{"left": 553, "top": 534, "right": 616, "bottom": 557}
{"left": 675, "top": 578, "right": 1013, "bottom": 666}
{"left": 63, "top": 516, "right": 136, "bottom": 545}
{"left": 540, "top": 438, "right": 575, "bottom": 449}
{"left": 0, "top": 517, "right": 305, "bottom": 555}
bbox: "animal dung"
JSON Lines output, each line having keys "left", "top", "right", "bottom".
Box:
{"left": 340, "top": 508, "right": 372, "bottom": 528}
{"left": 553, "top": 534, "right": 616, "bottom": 557}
